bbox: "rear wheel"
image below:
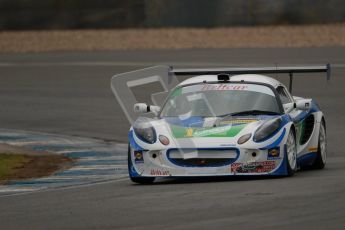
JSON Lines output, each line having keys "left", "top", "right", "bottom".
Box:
{"left": 286, "top": 129, "right": 297, "bottom": 176}
{"left": 312, "top": 121, "right": 327, "bottom": 169}
{"left": 128, "top": 145, "right": 155, "bottom": 184}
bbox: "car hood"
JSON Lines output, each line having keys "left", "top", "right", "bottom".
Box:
{"left": 163, "top": 116, "right": 271, "bottom": 138}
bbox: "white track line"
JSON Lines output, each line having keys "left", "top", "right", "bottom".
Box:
{"left": 68, "top": 165, "right": 125, "bottom": 170}
{"left": 76, "top": 156, "right": 127, "bottom": 161}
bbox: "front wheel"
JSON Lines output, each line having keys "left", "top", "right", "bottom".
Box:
{"left": 312, "top": 121, "right": 327, "bottom": 169}
{"left": 286, "top": 129, "right": 297, "bottom": 176}
{"left": 128, "top": 145, "right": 155, "bottom": 184}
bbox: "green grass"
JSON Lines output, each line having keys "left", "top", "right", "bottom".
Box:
{"left": 0, "top": 153, "right": 28, "bottom": 180}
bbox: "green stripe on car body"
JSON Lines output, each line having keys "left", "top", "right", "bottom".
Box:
{"left": 169, "top": 123, "right": 247, "bottom": 138}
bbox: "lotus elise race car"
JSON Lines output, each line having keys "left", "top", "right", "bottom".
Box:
{"left": 123, "top": 65, "right": 330, "bottom": 184}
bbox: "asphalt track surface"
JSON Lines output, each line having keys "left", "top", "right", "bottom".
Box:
{"left": 0, "top": 48, "right": 345, "bottom": 229}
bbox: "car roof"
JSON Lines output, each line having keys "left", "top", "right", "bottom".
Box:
{"left": 178, "top": 74, "right": 282, "bottom": 88}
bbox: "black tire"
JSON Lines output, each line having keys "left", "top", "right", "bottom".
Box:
{"left": 286, "top": 129, "right": 297, "bottom": 177}
{"left": 312, "top": 121, "right": 327, "bottom": 169}
{"left": 128, "top": 145, "right": 155, "bottom": 184}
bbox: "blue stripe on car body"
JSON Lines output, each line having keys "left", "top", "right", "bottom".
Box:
{"left": 128, "top": 130, "right": 145, "bottom": 151}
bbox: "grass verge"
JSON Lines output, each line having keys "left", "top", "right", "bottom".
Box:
{"left": 0, "top": 153, "right": 73, "bottom": 184}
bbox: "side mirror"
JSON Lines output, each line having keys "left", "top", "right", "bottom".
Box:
{"left": 295, "top": 99, "right": 312, "bottom": 111}
{"left": 134, "top": 103, "right": 161, "bottom": 116}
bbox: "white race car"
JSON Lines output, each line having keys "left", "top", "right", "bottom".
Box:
{"left": 121, "top": 65, "right": 330, "bottom": 184}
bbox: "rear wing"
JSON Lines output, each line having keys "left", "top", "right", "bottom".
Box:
{"left": 170, "top": 64, "right": 331, "bottom": 93}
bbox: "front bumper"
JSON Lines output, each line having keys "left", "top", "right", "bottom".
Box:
{"left": 129, "top": 146, "right": 288, "bottom": 177}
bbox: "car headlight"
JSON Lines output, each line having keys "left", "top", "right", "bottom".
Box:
{"left": 134, "top": 125, "right": 156, "bottom": 144}
{"left": 253, "top": 117, "right": 282, "bottom": 142}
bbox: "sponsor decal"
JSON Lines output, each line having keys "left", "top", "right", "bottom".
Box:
{"left": 231, "top": 161, "right": 275, "bottom": 173}
{"left": 193, "top": 125, "right": 232, "bottom": 137}
{"left": 186, "top": 128, "right": 194, "bottom": 137}
{"left": 220, "top": 119, "right": 258, "bottom": 125}
{"left": 308, "top": 147, "right": 318, "bottom": 152}
{"left": 197, "top": 84, "right": 275, "bottom": 96}
{"left": 150, "top": 169, "right": 170, "bottom": 176}
{"left": 267, "top": 147, "right": 280, "bottom": 160}
{"left": 201, "top": 84, "right": 248, "bottom": 91}
{"left": 134, "top": 150, "right": 144, "bottom": 163}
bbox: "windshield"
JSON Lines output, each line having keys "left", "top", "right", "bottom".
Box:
{"left": 161, "top": 83, "right": 281, "bottom": 117}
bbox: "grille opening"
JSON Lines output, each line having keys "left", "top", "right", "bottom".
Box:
{"left": 170, "top": 158, "right": 233, "bottom": 167}
{"left": 168, "top": 149, "right": 238, "bottom": 167}
{"left": 300, "top": 114, "right": 315, "bottom": 145}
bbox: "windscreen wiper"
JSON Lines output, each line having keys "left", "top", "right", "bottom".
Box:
{"left": 219, "top": 110, "right": 280, "bottom": 117}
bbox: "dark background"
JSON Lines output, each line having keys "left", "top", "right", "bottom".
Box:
{"left": 1, "top": 0, "right": 345, "bottom": 30}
